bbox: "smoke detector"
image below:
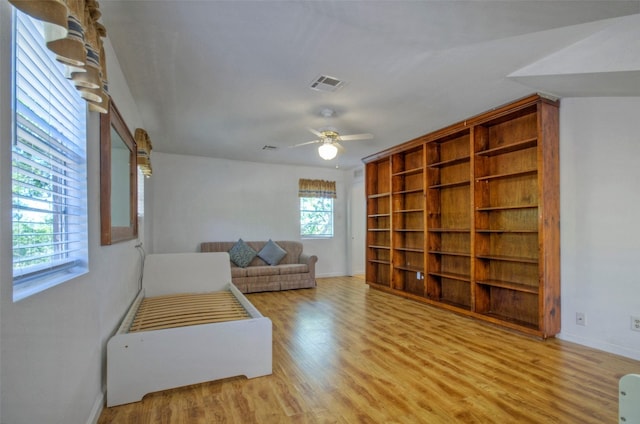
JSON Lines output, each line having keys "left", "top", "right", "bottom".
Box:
{"left": 320, "top": 107, "right": 336, "bottom": 118}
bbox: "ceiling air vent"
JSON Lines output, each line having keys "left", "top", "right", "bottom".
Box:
{"left": 310, "top": 75, "right": 345, "bottom": 92}
{"left": 262, "top": 145, "right": 277, "bottom": 150}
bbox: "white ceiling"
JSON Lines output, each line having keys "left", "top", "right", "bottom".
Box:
{"left": 100, "top": 1, "right": 640, "bottom": 170}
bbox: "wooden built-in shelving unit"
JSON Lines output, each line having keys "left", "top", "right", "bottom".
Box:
{"left": 363, "top": 94, "right": 560, "bottom": 338}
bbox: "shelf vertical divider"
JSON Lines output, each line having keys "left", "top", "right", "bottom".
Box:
{"left": 472, "top": 125, "right": 490, "bottom": 314}
{"left": 422, "top": 144, "right": 428, "bottom": 298}
{"left": 538, "top": 100, "right": 561, "bottom": 337}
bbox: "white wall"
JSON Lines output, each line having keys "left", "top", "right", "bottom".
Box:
{"left": 558, "top": 97, "right": 640, "bottom": 360}
{"left": 150, "top": 153, "right": 349, "bottom": 277}
{"left": 0, "top": 5, "right": 10, "bottom": 420}
{"left": 347, "top": 169, "right": 366, "bottom": 276}
{"left": 0, "top": 7, "right": 147, "bottom": 422}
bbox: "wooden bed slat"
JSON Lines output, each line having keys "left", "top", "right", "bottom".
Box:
{"left": 138, "top": 292, "right": 236, "bottom": 307}
{"left": 136, "top": 300, "right": 246, "bottom": 315}
{"left": 133, "top": 306, "right": 247, "bottom": 321}
{"left": 129, "top": 291, "right": 249, "bottom": 332}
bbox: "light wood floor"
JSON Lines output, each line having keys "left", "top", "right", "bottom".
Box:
{"left": 98, "top": 276, "right": 639, "bottom": 423}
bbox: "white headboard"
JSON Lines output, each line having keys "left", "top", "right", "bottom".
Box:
{"left": 142, "top": 252, "right": 232, "bottom": 297}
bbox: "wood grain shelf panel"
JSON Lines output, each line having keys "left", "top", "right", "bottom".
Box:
{"left": 476, "top": 137, "right": 537, "bottom": 156}
{"left": 476, "top": 205, "right": 537, "bottom": 211}
{"left": 428, "top": 251, "right": 470, "bottom": 257}
{"left": 427, "top": 228, "right": 470, "bottom": 233}
{"left": 392, "top": 188, "right": 423, "bottom": 195}
{"left": 368, "top": 259, "right": 391, "bottom": 265}
{"left": 475, "top": 254, "right": 538, "bottom": 264}
{"left": 475, "top": 229, "right": 537, "bottom": 233}
{"left": 428, "top": 180, "right": 470, "bottom": 189}
{"left": 392, "top": 167, "right": 423, "bottom": 176}
{"left": 476, "top": 279, "right": 539, "bottom": 294}
{"left": 394, "top": 208, "right": 423, "bottom": 213}
{"left": 394, "top": 247, "right": 424, "bottom": 252}
{"left": 428, "top": 155, "right": 470, "bottom": 168}
{"left": 475, "top": 169, "right": 537, "bottom": 181}
{"left": 367, "top": 192, "right": 391, "bottom": 199}
{"left": 428, "top": 271, "right": 470, "bottom": 282}
{"left": 395, "top": 264, "right": 424, "bottom": 272}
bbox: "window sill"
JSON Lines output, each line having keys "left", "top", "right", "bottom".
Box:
{"left": 13, "top": 266, "right": 88, "bottom": 302}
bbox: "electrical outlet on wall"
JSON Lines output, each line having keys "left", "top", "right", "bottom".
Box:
{"left": 631, "top": 316, "right": 640, "bottom": 332}
{"left": 576, "top": 312, "right": 586, "bottom": 326}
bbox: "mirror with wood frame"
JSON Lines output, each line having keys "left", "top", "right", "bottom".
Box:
{"left": 100, "top": 100, "right": 138, "bottom": 245}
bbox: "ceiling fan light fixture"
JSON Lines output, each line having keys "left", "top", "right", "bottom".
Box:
{"left": 318, "top": 143, "right": 338, "bottom": 160}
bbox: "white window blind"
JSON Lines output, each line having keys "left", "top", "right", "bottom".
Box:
{"left": 12, "top": 10, "right": 88, "bottom": 301}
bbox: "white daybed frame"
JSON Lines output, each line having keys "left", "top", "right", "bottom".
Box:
{"left": 106, "top": 252, "right": 272, "bottom": 407}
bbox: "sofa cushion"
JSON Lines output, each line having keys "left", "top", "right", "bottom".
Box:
{"left": 278, "top": 264, "right": 309, "bottom": 275}
{"left": 231, "top": 267, "right": 248, "bottom": 278}
{"left": 246, "top": 266, "right": 280, "bottom": 277}
{"left": 228, "top": 238, "right": 257, "bottom": 268}
{"left": 275, "top": 241, "right": 302, "bottom": 264}
{"left": 258, "top": 239, "right": 287, "bottom": 266}
{"left": 243, "top": 277, "right": 280, "bottom": 293}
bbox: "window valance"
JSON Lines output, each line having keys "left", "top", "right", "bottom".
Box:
{"left": 298, "top": 179, "right": 337, "bottom": 199}
{"left": 135, "top": 128, "right": 153, "bottom": 177}
{"left": 9, "top": 0, "right": 110, "bottom": 113}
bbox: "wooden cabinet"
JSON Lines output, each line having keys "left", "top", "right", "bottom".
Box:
{"left": 363, "top": 94, "right": 560, "bottom": 338}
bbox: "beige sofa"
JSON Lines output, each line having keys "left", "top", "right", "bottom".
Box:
{"left": 200, "top": 241, "right": 317, "bottom": 293}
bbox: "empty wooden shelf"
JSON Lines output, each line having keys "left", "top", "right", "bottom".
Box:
{"left": 363, "top": 94, "right": 559, "bottom": 338}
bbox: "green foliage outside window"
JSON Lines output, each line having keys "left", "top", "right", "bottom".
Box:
{"left": 300, "top": 197, "right": 333, "bottom": 237}
{"left": 12, "top": 147, "right": 57, "bottom": 270}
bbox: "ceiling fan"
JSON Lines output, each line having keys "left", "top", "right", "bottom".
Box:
{"left": 290, "top": 128, "right": 373, "bottom": 160}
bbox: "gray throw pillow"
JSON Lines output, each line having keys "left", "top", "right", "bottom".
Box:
{"left": 228, "top": 238, "right": 257, "bottom": 268}
{"left": 258, "top": 239, "right": 287, "bottom": 266}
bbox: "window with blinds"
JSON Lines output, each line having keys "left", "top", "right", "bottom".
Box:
{"left": 11, "top": 10, "right": 88, "bottom": 301}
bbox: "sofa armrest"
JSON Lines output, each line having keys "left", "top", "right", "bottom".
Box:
{"left": 298, "top": 253, "right": 318, "bottom": 278}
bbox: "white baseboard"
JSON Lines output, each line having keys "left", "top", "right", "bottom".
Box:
{"left": 86, "top": 391, "right": 104, "bottom": 424}
{"left": 557, "top": 332, "right": 640, "bottom": 361}
{"left": 316, "top": 272, "right": 347, "bottom": 278}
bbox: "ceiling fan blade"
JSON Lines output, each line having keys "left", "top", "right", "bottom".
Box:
{"left": 339, "top": 133, "right": 373, "bottom": 141}
{"left": 334, "top": 142, "right": 345, "bottom": 152}
{"left": 289, "top": 139, "right": 321, "bottom": 148}
{"left": 308, "top": 128, "right": 324, "bottom": 138}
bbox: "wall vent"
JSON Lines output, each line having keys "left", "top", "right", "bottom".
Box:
{"left": 310, "top": 75, "right": 345, "bottom": 92}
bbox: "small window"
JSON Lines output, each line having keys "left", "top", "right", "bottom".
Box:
{"left": 11, "top": 10, "right": 88, "bottom": 301}
{"left": 300, "top": 197, "right": 334, "bottom": 238}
